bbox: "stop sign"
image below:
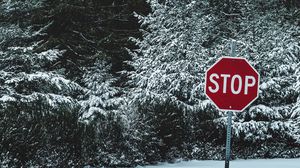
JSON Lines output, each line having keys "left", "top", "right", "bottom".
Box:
{"left": 205, "top": 57, "right": 259, "bottom": 111}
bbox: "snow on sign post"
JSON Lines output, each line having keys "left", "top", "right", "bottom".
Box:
{"left": 204, "top": 41, "right": 260, "bottom": 168}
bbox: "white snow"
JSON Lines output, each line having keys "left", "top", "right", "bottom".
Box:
{"left": 137, "top": 158, "right": 300, "bottom": 168}
{"left": 0, "top": 95, "right": 16, "bottom": 102}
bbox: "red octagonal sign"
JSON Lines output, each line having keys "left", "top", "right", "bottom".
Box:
{"left": 205, "top": 57, "right": 260, "bottom": 111}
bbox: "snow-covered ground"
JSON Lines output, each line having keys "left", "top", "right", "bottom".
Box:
{"left": 137, "top": 158, "right": 300, "bottom": 168}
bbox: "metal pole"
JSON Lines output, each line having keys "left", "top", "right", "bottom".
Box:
{"left": 225, "top": 40, "right": 236, "bottom": 168}
{"left": 225, "top": 111, "right": 233, "bottom": 168}
{"left": 230, "top": 40, "right": 236, "bottom": 57}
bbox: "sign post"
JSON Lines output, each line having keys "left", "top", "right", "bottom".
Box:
{"left": 225, "top": 111, "right": 232, "bottom": 168}
{"left": 225, "top": 40, "right": 236, "bottom": 168}
{"left": 204, "top": 40, "right": 260, "bottom": 168}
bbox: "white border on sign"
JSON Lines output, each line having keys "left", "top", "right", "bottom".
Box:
{"left": 204, "top": 56, "right": 260, "bottom": 112}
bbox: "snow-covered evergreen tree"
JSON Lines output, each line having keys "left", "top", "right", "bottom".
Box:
{"left": 1, "top": 0, "right": 300, "bottom": 166}
{"left": 1, "top": 0, "right": 149, "bottom": 166}
{"left": 78, "top": 56, "right": 135, "bottom": 166}
{"left": 126, "top": 0, "right": 224, "bottom": 161}
{"left": 127, "top": 0, "right": 300, "bottom": 161}
{"left": 0, "top": 1, "right": 85, "bottom": 166}
{"left": 224, "top": 0, "right": 300, "bottom": 158}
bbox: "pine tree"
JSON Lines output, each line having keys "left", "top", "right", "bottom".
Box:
{"left": 226, "top": 0, "right": 300, "bottom": 158}
{"left": 0, "top": 1, "right": 85, "bottom": 166}
{"left": 127, "top": 0, "right": 300, "bottom": 162}
{"left": 126, "top": 0, "right": 223, "bottom": 161}
{"left": 1, "top": 0, "right": 150, "bottom": 166}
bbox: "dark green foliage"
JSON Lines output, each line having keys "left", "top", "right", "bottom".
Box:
{"left": 80, "top": 112, "right": 130, "bottom": 167}
{"left": 0, "top": 97, "right": 83, "bottom": 167}
{"left": 29, "top": 0, "right": 150, "bottom": 77}
{"left": 146, "top": 100, "right": 186, "bottom": 161}
{"left": 0, "top": 0, "right": 150, "bottom": 167}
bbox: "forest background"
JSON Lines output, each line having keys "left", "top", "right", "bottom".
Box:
{"left": 0, "top": 0, "right": 300, "bottom": 167}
